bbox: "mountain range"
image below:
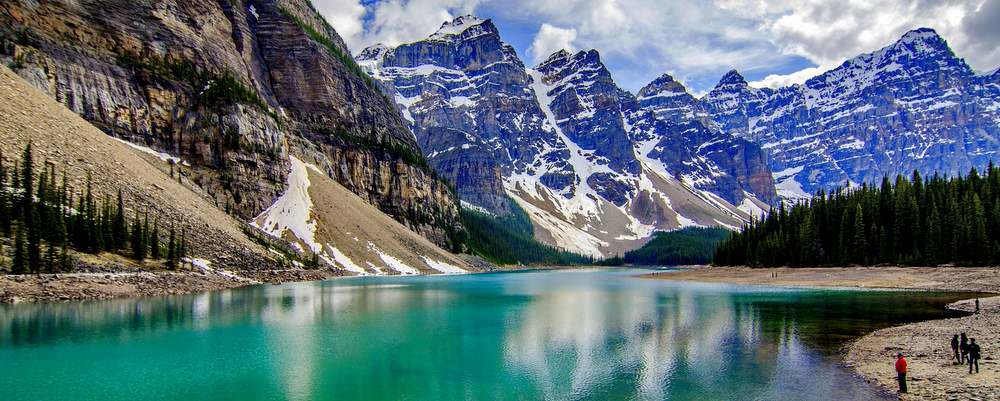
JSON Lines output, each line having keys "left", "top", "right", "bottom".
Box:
{"left": 3, "top": 0, "right": 998, "bottom": 263}
{"left": 358, "top": 16, "right": 774, "bottom": 257}
{"left": 358, "top": 16, "right": 1000, "bottom": 257}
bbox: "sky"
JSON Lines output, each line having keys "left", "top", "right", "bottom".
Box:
{"left": 315, "top": 0, "right": 1000, "bottom": 95}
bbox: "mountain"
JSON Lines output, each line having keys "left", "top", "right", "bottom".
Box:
{"left": 0, "top": 0, "right": 463, "bottom": 251}
{"left": 0, "top": 63, "right": 474, "bottom": 277}
{"left": 703, "top": 28, "right": 1000, "bottom": 199}
{"left": 359, "top": 15, "right": 775, "bottom": 257}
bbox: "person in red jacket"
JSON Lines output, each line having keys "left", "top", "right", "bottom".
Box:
{"left": 895, "top": 353, "right": 908, "bottom": 393}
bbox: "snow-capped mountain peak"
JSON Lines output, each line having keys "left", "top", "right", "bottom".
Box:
{"left": 702, "top": 28, "right": 999, "bottom": 203}
{"left": 428, "top": 14, "right": 494, "bottom": 41}
{"left": 356, "top": 43, "right": 389, "bottom": 62}
{"left": 358, "top": 16, "right": 776, "bottom": 257}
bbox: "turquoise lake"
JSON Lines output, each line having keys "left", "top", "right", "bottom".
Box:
{"left": 0, "top": 268, "right": 971, "bottom": 400}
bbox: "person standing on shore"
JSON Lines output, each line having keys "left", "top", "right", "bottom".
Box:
{"left": 951, "top": 334, "right": 961, "bottom": 364}
{"left": 895, "top": 353, "right": 908, "bottom": 393}
{"left": 968, "top": 339, "right": 981, "bottom": 374}
{"left": 960, "top": 333, "right": 969, "bottom": 363}
{"left": 975, "top": 298, "right": 980, "bottom": 313}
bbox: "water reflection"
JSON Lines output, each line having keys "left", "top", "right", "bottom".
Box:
{"left": 0, "top": 269, "right": 970, "bottom": 401}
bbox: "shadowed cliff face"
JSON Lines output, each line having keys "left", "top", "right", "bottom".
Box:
{"left": 0, "top": 0, "right": 463, "bottom": 250}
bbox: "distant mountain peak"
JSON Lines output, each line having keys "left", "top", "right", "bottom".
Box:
{"left": 638, "top": 73, "right": 690, "bottom": 99}
{"left": 539, "top": 49, "right": 572, "bottom": 66}
{"left": 717, "top": 69, "right": 747, "bottom": 87}
{"left": 898, "top": 27, "right": 942, "bottom": 43}
{"left": 356, "top": 43, "right": 389, "bottom": 62}
{"left": 429, "top": 14, "right": 493, "bottom": 40}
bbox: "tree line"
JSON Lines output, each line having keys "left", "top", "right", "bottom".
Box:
{"left": 1, "top": 143, "right": 188, "bottom": 274}
{"left": 600, "top": 227, "right": 731, "bottom": 266}
{"left": 714, "top": 166, "right": 1000, "bottom": 267}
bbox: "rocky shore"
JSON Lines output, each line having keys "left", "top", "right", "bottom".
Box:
{"left": 646, "top": 266, "right": 1000, "bottom": 400}
{"left": 0, "top": 268, "right": 336, "bottom": 303}
{"left": 846, "top": 296, "right": 999, "bottom": 401}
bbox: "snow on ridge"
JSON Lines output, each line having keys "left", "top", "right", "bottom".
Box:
{"left": 737, "top": 191, "right": 768, "bottom": 220}
{"left": 506, "top": 187, "right": 608, "bottom": 258}
{"left": 429, "top": 15, "right": 489, "bottom": 40}
{"left": 526, "top": 68, "right": 613, "bottom": 217}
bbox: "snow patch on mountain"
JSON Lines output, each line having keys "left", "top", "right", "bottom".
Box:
{"left": 420, "top": 256, "right": 467, "bottom": 274}
{"left": 251, "top": 156, "right": 320, "bottom": 253}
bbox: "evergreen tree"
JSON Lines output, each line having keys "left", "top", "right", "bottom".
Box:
{"left": 150, "top": 219, "right": 160, "bottom": 260}
{"left": 12, "top": 225, "right": 26, "bottom": 274}
{"left": 112, "top": 190, "right": 126, "bottom": 250}
{"left": 926, "top": 200, "right": 941, "bottom": 265}
{"left": 131, "top": 210, "right": 145, "bottom": 261}
{"left": 166, "top": 224, "right": 177, "bottom": 270}
{"left": 852, "top": 204, "right": 867, "bottom": 265}
{"left": 968, "top": 194, "right": 988, "bottom": 264}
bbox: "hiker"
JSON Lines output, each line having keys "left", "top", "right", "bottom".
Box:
{"left": 960, "top": 333, "right": 969, "bottom": 363}
{"left": 975, "top": 298, "right": 980, "bottom": 313}
{"left": 969, "top": 339, "right": 981, "bottom": 374}
{"left": 895, "top": 353, "right": 908, "bottom": 393}
{"left": 951, "top": 334, "right": 961, "bottom": 364}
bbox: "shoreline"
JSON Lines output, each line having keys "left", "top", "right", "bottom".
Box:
{"left": 645, "top": 266, "right": 999, "bottom": 400}
{"left": 0, "top": 257, "right": 514, "bottom": 304}
{"left": 0, "top": 269, "right": 339, "bottom": 304}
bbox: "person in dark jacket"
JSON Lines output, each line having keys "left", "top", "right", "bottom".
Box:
{"left": 968, "top": 339, "right": 981, "bottom": 374}
{"left": 960, "top": 333, "right": 969, "bottom": 363}
{"left": 951, "top": 334, "right": 961, "bottom": 364}
{"left": 895, "top": 353, "right": 907, "bottom": 393}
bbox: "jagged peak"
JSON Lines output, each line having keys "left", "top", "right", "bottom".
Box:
{"left": 356, "top": 43, "right": 390, "bottom": 62}
{"left": 537, "top": 49, "right": 572, "bottom": 69}
{"left": 429, "top": 14, "right": 494, "bottom": 40}
{"left": 638, "top": 73, "right": 690, "bottom": 98}
{"left": 897, "top": 27, "right": 944, "bottom": 45}
{"left": 535, "top": 49, "right": 605, "bottom": 74}
{"left": 716, "top": 69, "right": 747, "bottom": 88}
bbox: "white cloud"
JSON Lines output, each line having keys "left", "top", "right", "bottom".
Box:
{"left": 311, "top": 0, "right": 366, "bottom": 44}
{"left": 528, "top": 24, "right": 578, "bottom": 64}
{"left": 315, "top": 0, "right": 480, "bottom": 52}
{"left": 749, "top": 65, "right": 830, "bottom": 89}
{"left": 313, "top": 0, "right": 1000, "bottom": 92}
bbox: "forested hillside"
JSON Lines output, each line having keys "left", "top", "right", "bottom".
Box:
{"left": 603, "top": 227, "right": 731, "bottom": 266}
{"left": 714, "top": 166, "right": 1000, "bottom": 267}
{"left": 460, "top": 203, "right": 592, "bottom": 266}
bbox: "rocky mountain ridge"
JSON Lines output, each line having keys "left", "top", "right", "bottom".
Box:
{"left": 702, "top": 28, "right": 1000, "bottom": 199}
{"left": 359, "top": 15, "right": 775, "bottom": 257}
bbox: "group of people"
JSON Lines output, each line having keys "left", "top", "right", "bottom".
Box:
{"left": 894, "top": 332, "right": 984, "bottom": 394}
{"left": 950, "top": 333, "right": 982, "bottom": 373}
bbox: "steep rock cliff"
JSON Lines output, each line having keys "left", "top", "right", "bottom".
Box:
{"left": 0, "top": 0, "right": 463, "bottom": 249}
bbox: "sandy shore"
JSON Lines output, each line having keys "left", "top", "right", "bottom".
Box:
{"left": 645, "top": 266, "right": 999, "bottom": 400}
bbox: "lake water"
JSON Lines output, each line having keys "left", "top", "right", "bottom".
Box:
{"left": 0, "top": 268, "right": 971, "bottom": 401}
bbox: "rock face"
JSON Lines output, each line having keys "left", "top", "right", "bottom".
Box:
{"left": 703, "top": 28, "right": 1000, "bottom": 200}
{"left": 0, "top": 0, "right": 463, "bottom": 249}
{"left": 360, "top": 15, "right": 776, "bottom": 257}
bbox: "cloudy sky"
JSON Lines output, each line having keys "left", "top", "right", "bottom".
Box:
{"left": 316, "top": 0, "right": 1000, "bottom": 95}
